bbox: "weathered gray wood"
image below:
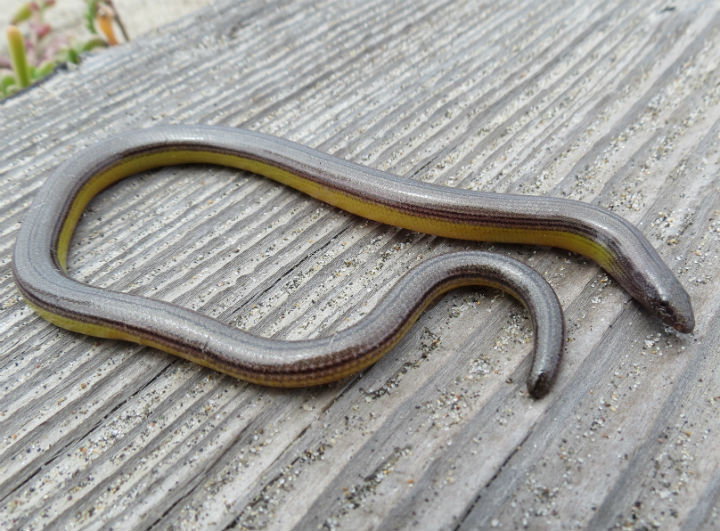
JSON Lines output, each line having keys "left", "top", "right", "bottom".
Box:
{"left": 1, "top": 0, "right": 719, "bottom": 529}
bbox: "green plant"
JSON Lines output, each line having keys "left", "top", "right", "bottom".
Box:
{"left": 1, "top": 0, "right": 122, "bottom": 99}
{"left": 6, "top": 25, "right": 31, "bottom": 88}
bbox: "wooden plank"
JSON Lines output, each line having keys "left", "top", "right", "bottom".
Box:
{"left": 1, "top": 0, "right": 719, "bottom": 529}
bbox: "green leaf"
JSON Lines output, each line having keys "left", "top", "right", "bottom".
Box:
{"left": 84, "top": 0, "right": 100, "bottom": 34}
{"left": 7, "top": 26, "right": 31, "bottom": 88}
{"left": 1, "top": 74, "right": 18, "bottom": 97}
{"left": 31, "top": 62, "right": 56, "bottom": 80}
{"left": 11, "top": 3, "right": 33, "bottom": 24}
{"left": 79, "top": 36, "right": 109, "bottom": 53}
{"left": 1, "top": 74, "right": 16, "bottom": 90}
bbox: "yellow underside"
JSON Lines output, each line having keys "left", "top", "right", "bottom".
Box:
{"left": 57, "top": 149, "right": 615, "bottom": 271}
{"left": 43, "top": 148, "right": 612, "bottom": 386}
{"left": 29, "top": 274, "right": 513, "bottom": 386}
